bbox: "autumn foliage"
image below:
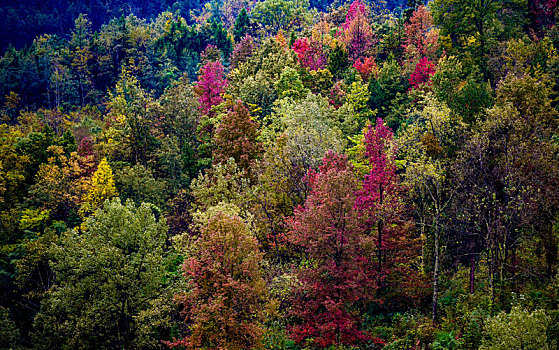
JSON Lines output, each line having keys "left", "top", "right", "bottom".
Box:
{"left": 213, "top": 100, "right": 263, "bottom": 174}
{"left": 195, "top": 60, "right": 227, "bottom": 117}
{"left": 409, "top": 56, "right": 436, "bottom": 90}
{"left": 356, "top": 119, "right": 424, "bottom": 301}
{"left": 2, "top": 1, "right": 559, "bottom": 349}
{"left": 342, "top": 0, "right": 374, "bottom": 61}
{"left": 292, "top": 37, "right": 327, "bottom": 71}
{"left": 170, "top": 211, "right": 266, "bottom": 350}
{"left": 288, "top": 151, "right": 377, "bottom": 348}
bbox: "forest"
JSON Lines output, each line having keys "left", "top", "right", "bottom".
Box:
{"left": 0, "top": 0, "right": 558, "bottom": 349}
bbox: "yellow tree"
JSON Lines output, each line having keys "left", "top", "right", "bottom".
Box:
{"left": 29, "top": 145, "right": 92, "bottom": 223}
{"left": 80, "top": 158, "right": 117, "bottom": 217}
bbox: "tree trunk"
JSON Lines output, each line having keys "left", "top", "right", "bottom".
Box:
{"left": 432, "top": 228, "right": 440, "bottom": 321}
{"left": 470, "top": 256, "right": 475, "bottom": 294}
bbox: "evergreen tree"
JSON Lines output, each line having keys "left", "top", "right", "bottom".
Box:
{"left": 328, "top": 44, "right": 349, "bottom": 79}
{"left": 233, "top": 8, "right": 250, "bottom": 42}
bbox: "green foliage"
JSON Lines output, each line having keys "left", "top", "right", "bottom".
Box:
{"left": 369, "top": 57, "right": 408, "bottom": 121}
{"left": 344, "top": 75, "right": 374, "bottom": 134}
{"left": 275, "top": 67, "right": 310, "bottom": 100}
{"left": 233, "top": 8, "right": 251, "bottom": 42}
{"left": 114, "top": 163, "right": 168, "bottom": 208}
{"left": 229, "top": 38, "right": 298, "bottom": 118}
{"left": 0, "top": 306, "right": 20, "bottom": 349}
{"left": 481, "top": 306, "right": 551, "bottom": 350}
{"left": 189, "top": 158, "right": 254, "bottom": 222}
{"left": 101, "top": 67, "right": 158, "bottom": 165}
{"left": 252, "top": 0, "right": 310, "bottom": 34}
{"left": 269, "top": 93, "right": 346, "bottom": 171}
{"left": 19, "top": 208, "right": 50, "bottom": 231}
{"left": 328, "top": 44, "right": 350, "bottom": 79}
{"left": 262, "top": 322, "right": 298, "bottom": 349}
{"left": 432, "top": 331, "right": 463, "bottom": 350}
{"left": 382, "top": 312, "right": 438, "bottom": 350}
{"left": 33, "top": 198, "right": 173, "bottom": 350}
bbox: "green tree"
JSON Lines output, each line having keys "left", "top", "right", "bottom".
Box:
{"left": 0, "top": 306, "right": 20, "bottom": 349}
{"left": 328, "top": 44, "right": 349, "bottom": 79}
{"left": 158, "top": 75, "right": 200, "bottom": 182}
{"left": 400, "top": 95, "right": 465, "bottom": 320}
{"left": 251, "top": 0, "right": 310, "bottom": 35}
{"left": 189, "top": 158, "right": 253, "bottom": 223}
{"left": 429, "top": 0, "right": 515, "bottom": 79}
{"left": 481, "top": 306, "right": 551, "bottom": 350}
{"left": 344, "top": 75, "right": 374, "bottom": 135}
{"left": 33, "top": 198, "right": 173, "bottom": 350}
{"left": 274, "top": 67, "right": 309, "bottom": 100}
{"left": 269, "top": 93, "right": 346, "bottom": 173}
{"left": 114, "top": 164, "right": 168, "bottom": 208}
{"left": 451, "top": 75, "right": 559, "bottom": 301}
{"left": 233, "top": 8, "right": 251, "bottom": 42}
{"left": 101, "top": 68, "right": 158, "bottom": 165}
{"left": 70, "top": 14, "right": 93, "bottom": 107}
{"left": 228, "top": 38, "right": 298, "bottom": 118}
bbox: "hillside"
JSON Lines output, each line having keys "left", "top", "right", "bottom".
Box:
{"left": 1, "top": 0, "right": 559, "bottom": 349}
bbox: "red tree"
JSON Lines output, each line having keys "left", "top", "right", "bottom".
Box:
{"left": 403, "top": 5, "right": 438, "bottom": 60}
{"left": 529, "top": 0, "right": 558, "bottom": 33}
{"left": 292, "top": 37, "right": 327, "bottom": 71}
{"left": 195, "top": 60, "right": 227, "bottom": 117}
{"left": 353, "top": 56, "right": 377, "bottom": 82}
{"left": 355, "top": 119, "right": 423, "bottom": 302}
{"left": 288, "top": 151, "right": 378, "bottom": 348}
{"left": 409, "top": 56, "right": 435, "bottom": 90}
{"left": 342, "top": 0, "right": 374, "bottom": 61}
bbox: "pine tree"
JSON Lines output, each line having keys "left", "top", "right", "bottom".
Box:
{"left": 233, "top": 8, "right": 250, "bottom": 42}
{"left": 328, "top": 44, "right": 349, "bottom": 79}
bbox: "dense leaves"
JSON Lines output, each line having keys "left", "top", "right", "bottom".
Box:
{"left": 1, "top": 1, "right": 559, "bottom": 349}
{"left": 170, "top": 210, "right": 266, "bottom": 350}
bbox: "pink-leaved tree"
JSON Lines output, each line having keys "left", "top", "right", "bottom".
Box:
{"left": 195, "top": 60, "right": 227, "bottom": 117}
{"left": 355, "top": 119, "right": 425, "bottom": 305}
{"left": 342, "top": 0, "right": 374, "bottom": 61}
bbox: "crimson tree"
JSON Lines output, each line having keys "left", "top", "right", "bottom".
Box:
{"left": 288, "top": 151, "right": 377, "bottom": 348}
{"left": 355, "top": 118, "right": 423, "bottom": 303}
